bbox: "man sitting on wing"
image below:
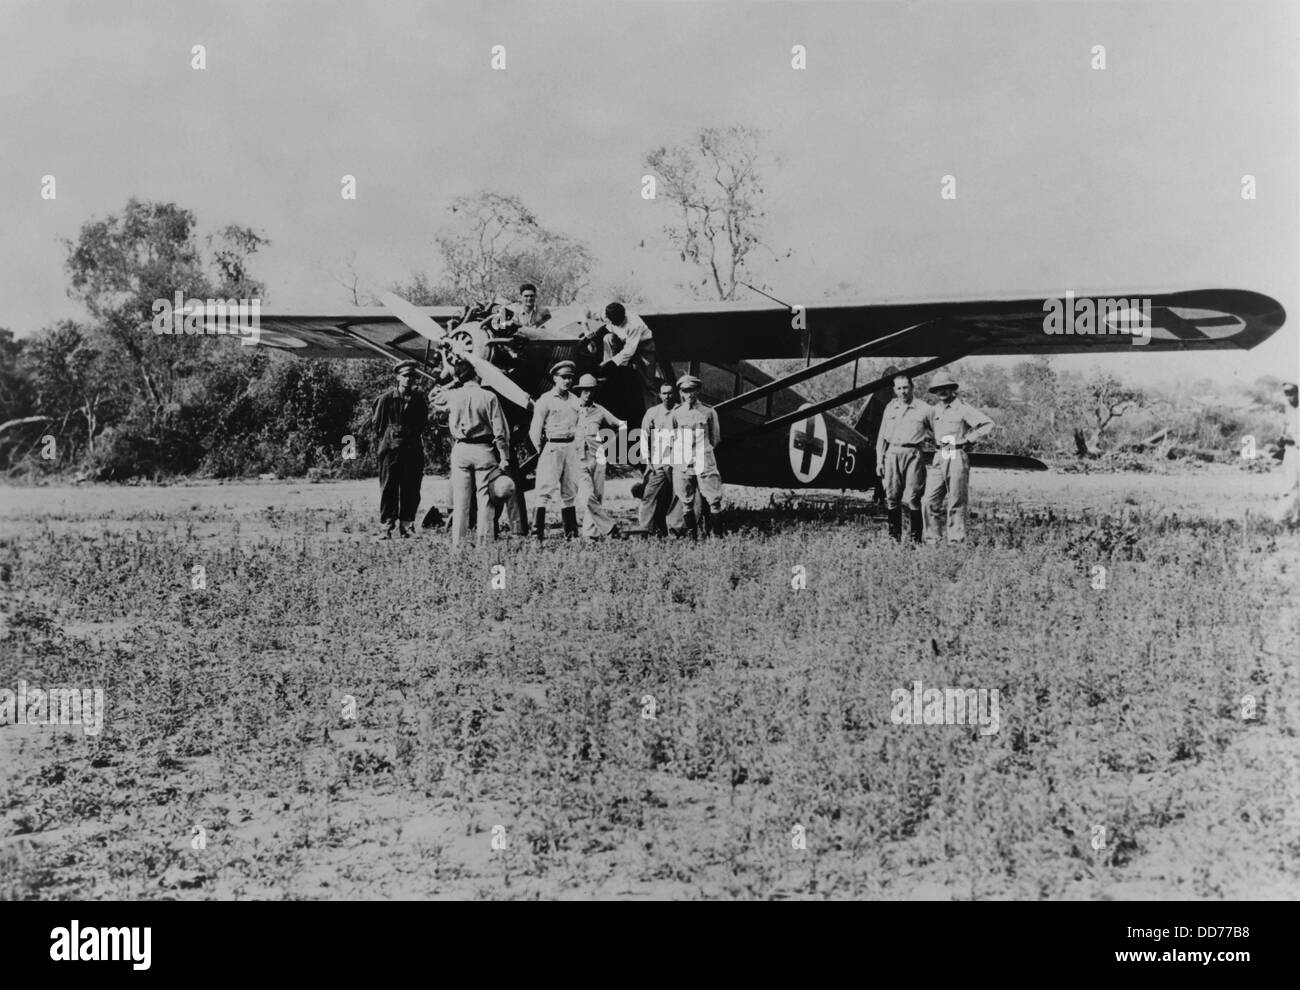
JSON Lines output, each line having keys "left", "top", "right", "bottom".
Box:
{"left": 586, "top": 301, "right": 657, "bottom": 423}
{"left": 493, "top": 282, "right": 552, "bottom": 336}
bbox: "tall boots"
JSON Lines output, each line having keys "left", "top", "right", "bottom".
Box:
{"left": 908, "top": 509, "right": 923, "bottom": 543}
{"left": 534, "top": 508, "right": 595, "bottom": 541}
{"left": 886, "top": 506, "right": 924, "bottom": 543}
{"left": 683, "top": 507, "right": 699, "bottom": 541}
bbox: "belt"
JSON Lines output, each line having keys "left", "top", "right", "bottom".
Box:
{"left": 889, "top": 442, "right": 922, "bottom": 449}
{"left": 545, "top": 435, "right": 574, "bottom": 443}
{"left": 455, "top": 436, "right": 495, "bottom": 445}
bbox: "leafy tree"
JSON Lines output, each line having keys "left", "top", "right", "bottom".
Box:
{"left": 0, "top": 328, "right": 33, "bottom": 425}
{"left": 61, "top": 199, "right": 269, "bottom": 475}
{"left": 63, "top": 199, "right": 267, "bottom": 415}
{"left": 19, "top": 321, "right": 124, "bottom": 462}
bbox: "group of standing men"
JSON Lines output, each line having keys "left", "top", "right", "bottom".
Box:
{"left": 371, "top": 290, "right": 726, "bottom": 546}
{"left": 875, "top": 370, "right": 995, "bottom": 544}
{"left": 527, "top": 359, "right": 724, "bottom": 543}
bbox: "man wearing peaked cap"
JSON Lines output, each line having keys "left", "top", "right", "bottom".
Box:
{"left": 529, "top": 360, "right": 583, "bottom": 540}
{"left": 669, "top": 373, "right": 725, "bottom": 539}
{"left": 922, "top": 369, "right": 994, "bottom": 544}
{"left": 370, "top": 360, "right": 429, "bottom": 539}
{"left": 573, "top": 373, "right": 627, "bottom": 539}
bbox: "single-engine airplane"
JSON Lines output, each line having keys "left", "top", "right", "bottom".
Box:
{"left": 207, "top": 287, "right": 1286, "bottom": 497}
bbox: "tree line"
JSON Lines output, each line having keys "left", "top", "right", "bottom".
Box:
{"left": 1, "top": 127, "right": 1291, "bottom": 481}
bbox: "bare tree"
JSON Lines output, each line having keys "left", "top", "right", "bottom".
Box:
{"left": 645, "top": 126, "right": 784, "bottom": 300}
{"left": 1068, "top": 371, "right": 1145, "bottom": 456}
{"left": 436, "top": 192, "right": 592, "bottom": 305}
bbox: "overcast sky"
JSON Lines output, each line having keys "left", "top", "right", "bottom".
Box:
{"left": 1, "top": 0, "right": 1295, "bottom": 388}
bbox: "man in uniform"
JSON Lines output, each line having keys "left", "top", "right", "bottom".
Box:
{"left": 528, "top": 360, "right": 583, "bottom": 541}
{"left": 874, "top": 373, "right": 930, "bottom": 543}
{"left": 441, "top": 358, "right": 512, "bottom": 547}
{"left": 638, "top": 381, "right": 679, "bottom": 536}
{"left": 857, "top": 364, "right": 901, "bottom": 504}
{"left": 922, "top": 370, "right": 995, "bottom": 545}
{"left": 371, "top": 360, "right": 429, "bottom": 539}
{"left": 573, "top": 374, "right": 627, "bottom": 539}
{"left": 669, "top": 373, "right": 724, "bottom": 540}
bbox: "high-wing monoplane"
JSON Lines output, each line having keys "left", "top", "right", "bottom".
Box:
{"left": 206, "top": 287, "right": 1286, "bottom": 497}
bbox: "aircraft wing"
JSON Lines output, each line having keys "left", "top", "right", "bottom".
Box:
{"left": 231, "top": 303, "right": 597, "bottom": 359}
{"left": 640, "top": 288, "right": 1285, "bottom": 362}
{"left": 229, "top": 307, "right": 463, "bottom": 359}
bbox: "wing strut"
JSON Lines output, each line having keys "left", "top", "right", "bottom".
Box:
{"left": 338, "top": 326, "right": 444, "bottom": 386}
{"left": 714, "top": 320, "right": 935, "bottom": 414}
{"left": 734, "top": 349, "right": 975, "bottom": 440}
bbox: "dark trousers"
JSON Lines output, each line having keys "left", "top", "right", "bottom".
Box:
{"left": 638, "top": 466, "right": 673, "bottom": 534}
{"left": 378, "top": 447, "right": 423, "bottom": 523}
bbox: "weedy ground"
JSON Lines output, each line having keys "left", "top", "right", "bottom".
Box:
{"left": 0, "top": 474, "right": 1297, "bottom": 900}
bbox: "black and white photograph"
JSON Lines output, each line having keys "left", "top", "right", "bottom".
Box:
{"left": 0, "top": 0, "right": 1296, "bottom": 929}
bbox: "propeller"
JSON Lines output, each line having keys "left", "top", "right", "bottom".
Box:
{"left": 379, "top": 292, "right": 532, "bottom": 409}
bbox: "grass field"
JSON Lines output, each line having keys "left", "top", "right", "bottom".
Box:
{"left": 1, "top": 470, "right": 1297, "bottom": 899}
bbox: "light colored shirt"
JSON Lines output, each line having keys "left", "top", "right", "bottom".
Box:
{"left": 441, "top": 381, "right": 510, "bottom": 459}
{"left": 496, "top": 302, "right": 550, "bottom": 332}
{"left": 670, "top": 402, "right": 721, "bottom": 446}
{"left": 931, "top": 398, "right": 994, "bottom": 448}
{"left": 529, "top": 388, "right": 582, "bottom": 448}
{"left": 670, "top": 401, "right": 721, "bottom": 475}
{"left": 516, "top": 303, "right": 550, "bottom": 327}
{"left": 605, "top": 313, "right": 652, "bottom": 368}
{"left": 876, "top": 398, "right": 933, "bottom": 461}
{"left": 640, "top": 401, "right": 678, "bottom": 467}
{"left": 575, "top": 402, "right": 625, "bottom": 462}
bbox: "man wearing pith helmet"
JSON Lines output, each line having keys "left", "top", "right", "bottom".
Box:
{"left": 573, "top": 373, "right": 626, "bottom": 539}
{"left": 921, "top": 370, "right": 994, "bottom": 545}
{"left": 528, "top": 360, "right": 583, "bottom": 541}
{"left": 669, "top": 373, "right": 725, "bottom": 540}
